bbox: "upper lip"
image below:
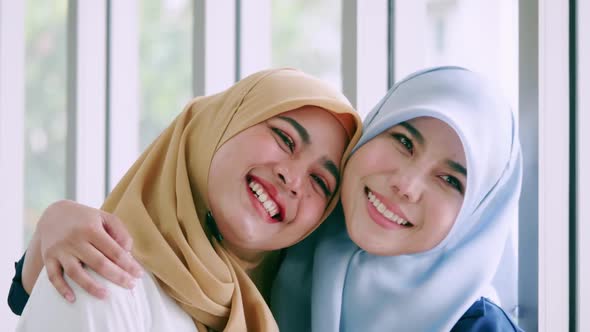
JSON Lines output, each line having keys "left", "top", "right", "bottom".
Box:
{"left": 366, "top": 186, "right": 411, "bottom": 223}
{"left": 248, "top": 174, "right": 286, "bottom": 221}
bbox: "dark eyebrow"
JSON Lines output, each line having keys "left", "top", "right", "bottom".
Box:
{"left": 447, "top": 160, "right": 467, "bottom": 177}
{"left": 399, "top": 122, "right": 425, "bottom": 145}
{"left": 323, "top": 158, "right": 340, "bottom": 189}
{"left": 278, "top": 116, "right": 310, "bottom": 145}
{"left": 322, "top": 157, "right": 340, "bottom": 196}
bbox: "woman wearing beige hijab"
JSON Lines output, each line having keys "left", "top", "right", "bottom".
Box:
{"left": 15, "top": 68, "right": 361, "bottom": 332}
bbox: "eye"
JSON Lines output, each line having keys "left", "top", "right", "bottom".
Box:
{"left": 391, "top": 133, "right": 414, "bottom": 154}
{"left": 440, "top": 175, "right": 464, "bottom": 194}
{"left": 272, "top": 128, "right": 295, "bottom": 152}
{"left": 310, "top": 174, "right": 331, "bottom": 198}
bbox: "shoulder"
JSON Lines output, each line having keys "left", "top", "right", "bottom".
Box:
{"left": 17, "top": 268, "right": 149, "bottom": 331}
{"left": 451, "top": 297, "right": 524, "bottom": 332}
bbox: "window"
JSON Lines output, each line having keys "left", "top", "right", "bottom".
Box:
{"left": 24, "top": 0, "right": 68, "bottom": 242}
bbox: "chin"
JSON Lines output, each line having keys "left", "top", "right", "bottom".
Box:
{"left": 347, "top": 227, "right": 401, "bottom": 256}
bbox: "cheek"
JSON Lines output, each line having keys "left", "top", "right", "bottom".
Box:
{"left": 299, "top": 195, "right": 329, "bottom": 229}
{"left": 427, "top": 195, "right": 462, "bottom": 238}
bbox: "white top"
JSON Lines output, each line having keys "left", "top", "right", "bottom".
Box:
{"left": 17, "top": 268, "right": 198, "bottom": 332}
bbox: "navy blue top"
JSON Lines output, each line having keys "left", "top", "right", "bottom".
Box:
{"left": 451, "top": 297, "right": 523, "bottom": 332}
{"left": 8, "top": 253, "right": 29, "bottom": 315}
{"left": 8, "top": 254, "right": 523, "bottom": 331}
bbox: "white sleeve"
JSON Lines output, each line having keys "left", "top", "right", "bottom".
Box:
{"left": 16, "top": 268, "right": 148, "bottom": 332}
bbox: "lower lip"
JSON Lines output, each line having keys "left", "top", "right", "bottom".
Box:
{"left": 246, "top": 181, "right": 279, "bottom": 224}
{"left": 366, "top": 197, "right": 406, "bottom": 230}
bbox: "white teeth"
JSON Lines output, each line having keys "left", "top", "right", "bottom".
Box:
{"left": 249, "top": 180, "right": 279, "bottom": 218}
{"left": 367, "top": 190, "right": 409, "bottom": 226}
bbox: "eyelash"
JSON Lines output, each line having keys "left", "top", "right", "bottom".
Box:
{"left": 272, "top": 127, "right": 332, "bottom": 198}
{"left": 391, "top": 133, "right": 414, "bottom": 154}
{"left": 272, "top": 127, "right": 295, "bottom": 152}
{"left": 440, "top": 175, "right": 464, "bottom": 194}
{"left": 391, "top": 132, "right": 464, "bottom": 195}
{"left": 311, "top": 174, "right": 331, "bottom": 197}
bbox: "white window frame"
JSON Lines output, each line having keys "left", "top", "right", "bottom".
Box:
{"left": 576, "top": 0, "right": 589, "bottom": 330}
{"left": 193, "top": 0, "right": 236, "bottom": 96}
{"left": 0, "top": 1, "right": 24, "bottom": 328}
{"left": 341, "top": 0, "right": 389, "bottom": 118}
{"left": 537, "top": 0, "right": 570, "bottom": 330}
{"left": 237, "top": 0, "right": 271, "bottom": 80}
{"left": 107, "top": 0, "right": 140, "bottom": 191}
{"left": 66, "top": 0, "right": 107, "bottom": 207}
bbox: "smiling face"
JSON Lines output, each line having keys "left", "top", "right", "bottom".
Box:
{"left": 208, "top": 106, "right": 349, "bottom": 252}
{"left": 341, "top": 116, "right": 467, "bottom": 256}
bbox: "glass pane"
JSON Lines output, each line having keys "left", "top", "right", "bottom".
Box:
{"left": 271, "top": 0, "right": 342, "bottom": 89}
{"left": 139, "top": 0, "right": 192, "bottom": 149}
{"left": 394, "top": 0, "right": 518, "bottom": 112}
{"left": 24, "top": 0, "right": 68, "bottom": 243}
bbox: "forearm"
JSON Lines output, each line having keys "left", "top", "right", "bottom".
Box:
{"left": 21, "top": 228, "right": 44, "bottom": 294}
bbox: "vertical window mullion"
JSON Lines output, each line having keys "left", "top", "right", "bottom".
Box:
{"left": 341, "top": 0, "right": 388, "bottom": 118}
{"left": 193, "top": 0, "right": 236, "bottom": 96}
{"left": 0, "top": 0, "right": 25, "bottom": 329}
{"left": 538, "top": 0, "right": 570, "bottom": 330}
{"left": 576, "top": 0, "right": 589, "bottom": 330}
{"left": 66, "top": 0, "right": 107, "bottom": 206}
{"left": 107, "top": 0, "right": 140, "bottom": 191}
{"left": 238, "top": 0, "right": 271, "bottom": 80}
{"left": 518, "top": 0, "right": 539, "bottom": 330}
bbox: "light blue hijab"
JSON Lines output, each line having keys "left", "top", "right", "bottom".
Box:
{"left": 271, "top": 66, "right": 522, "bottom": 331}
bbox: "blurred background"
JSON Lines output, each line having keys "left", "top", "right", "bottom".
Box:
{"left": 1, "top": 0, "right": 586, "bottom": 331}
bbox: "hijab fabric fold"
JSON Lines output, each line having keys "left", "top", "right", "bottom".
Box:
{"left": 102, "top": 68, "right": 361, "bottom": 331}
{"left": 272, "top": 66, "right": 522, "bottom": 331}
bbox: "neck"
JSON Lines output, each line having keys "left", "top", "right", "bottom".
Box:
{"left": 205, "top": 211, "right": 267, "bottom": 272}
{"left": 223, "top": 241, "right": 268, "bottom": 272}
{"left": 223, "top": 242, "right": 282, "bottom": 301}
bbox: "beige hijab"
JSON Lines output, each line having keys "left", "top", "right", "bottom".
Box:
{"left": 101, "top": 68, "right": 362, "bottom": 331}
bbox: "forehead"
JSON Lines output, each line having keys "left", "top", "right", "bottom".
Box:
{"left": 275, "top": 106, "right": 346, "bottom": 137}
{"left": 274, "top": 106, "right": 348, "bottom": 155}
{"left": 278, "top": 105, "right": 336, "bottom": 123}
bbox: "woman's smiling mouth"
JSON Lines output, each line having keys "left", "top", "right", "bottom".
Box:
{"left": 365, "top": 187, "right": 413, "bottom": 228}
{"left": 247, "top": 175, "right": 285, "bottom": 222}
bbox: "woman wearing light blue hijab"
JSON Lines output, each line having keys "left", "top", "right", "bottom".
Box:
{"left": 271, "top": 66, "right": 523, "bottom": 331}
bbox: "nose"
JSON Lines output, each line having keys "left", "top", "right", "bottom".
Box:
{"left": 275, "top": 160, "right": 305, "bottom": 197}
{"left": 388, "top": 169, "right": 422, "bottom": 203}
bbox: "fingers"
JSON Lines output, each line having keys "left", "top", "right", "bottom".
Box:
{"left": 45, "top": 259, "right": 76, "bottom": 303}
{"left": 101, "top": 213, "right": 133, "bottom": 252}
{"left": 60, "top": 253, "right": 108, "bottom": 299}
{"left": 94, "top": 216, "right": 143, "bottom": 278}
{"left": 37, "top": 201, "right": 143, "bottom": 301}
{"left": 78, "top": 242, "right": 137, "bottom": 289}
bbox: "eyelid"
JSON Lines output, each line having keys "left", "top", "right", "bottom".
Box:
{"left": 391, "top": 132, "right": 414, "bottom": 152}
{"left": 440, "top": 174, "right": 464, "bottom": 194}
{"left": 311, "top": 173, "right": 332, "bottom": 198}
{"left": 272, "top": 127, "right": 295, "bottom": 152}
